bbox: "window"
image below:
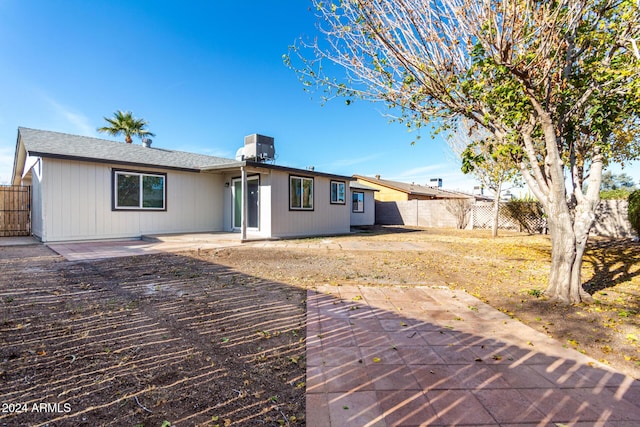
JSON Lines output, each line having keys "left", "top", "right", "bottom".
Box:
{"left": 330, "top": 180, "right": 346, "bottom": 204}
{"left": 290, "top": 175, "right": 313, "bottom": 210}
{"left": 113, "top": 170, "right": 166, "bottom": 210}
{"left": 352, "top": 191, "right": 364, "bottom": 213}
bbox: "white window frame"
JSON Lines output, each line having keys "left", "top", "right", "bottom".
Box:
{"left": 352, "top": 191, "right": 365, "bottom": 213}
{"left": 330, "top": 180, "right": 346, "bottom": 204}
{"left": 289, "top": 175, "right": 314, "bottom": 211}
{"left": 113, "top": 170, "right": 166, "bottom": 211}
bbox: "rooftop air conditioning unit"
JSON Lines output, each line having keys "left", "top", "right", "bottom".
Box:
{"left": 244, "top": 134, "right": 275, "bottom": 162}
{"left": 429, "top": 178, "right": 442, "bottom": 188}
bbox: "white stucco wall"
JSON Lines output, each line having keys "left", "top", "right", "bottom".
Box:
{"left": 39, "top": 159, "right": 225, "bottom": 242}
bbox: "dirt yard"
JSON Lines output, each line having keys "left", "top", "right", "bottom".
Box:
{"left": 209, "top": 227, "right": 639, "bottom": 381}
{"left": 1, "top": 226, "right": 639, "bottom": 426}
{"left": 1, "top": 246, "right": 306, "bottom": 426}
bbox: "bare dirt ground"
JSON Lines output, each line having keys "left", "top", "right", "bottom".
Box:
{"left": 1, "top": 226, "right": 639, "bottom": 426}
{"left": 1, "top": 246, "right": 306, "bottom": 426}
{"left": 208, "top": 226, "right": 639, "bottom": 380}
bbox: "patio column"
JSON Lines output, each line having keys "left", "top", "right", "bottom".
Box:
{"left": 241, "top": 166, "right": 247, "bottom": 241}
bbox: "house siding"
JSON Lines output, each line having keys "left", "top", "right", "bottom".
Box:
{"left": 355, "top": 180, "right": 409, "bottom": 201}
{"left": 258, "top": 173, "right": 272, "bottom": 238}
{"left": 350, "top": 190, "right": 376, "bottom": 226}
{"left": 270, "top": 170, "right": 350, "bottom": 238}
{"left": 40, "top": 158, "right": 224, "bottom": 242}
{"left": 25, "top": 164, "right": 44, "bottom": 240}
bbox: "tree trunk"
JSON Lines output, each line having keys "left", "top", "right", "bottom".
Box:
{"left": 530, "top": 113, "right": 595, "bottom": 304}
{"left": 570, "top": 203, "right": 598, "bottom": 302}
{"left": 544, "top": 206, "right": 576, "bottom": 303}
{"left": 491, "top": 181, "right": 502, "bottom": 238}
{"left": 543, "top": 200, "right": 595, "bottom": 304}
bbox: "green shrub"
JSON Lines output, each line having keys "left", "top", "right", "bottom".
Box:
{"left": 600, "top": 188, "right": 633, "bottom": 200}
{"left": 503, "top": 200, "right": 546, "bottom": 233}
{"left": 629, "top": 189, "right": 640, "bottom": 236}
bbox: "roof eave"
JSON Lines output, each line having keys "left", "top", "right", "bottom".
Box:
{"left": 207, "top": 160, "right": 355, "bottom": 181}
{"left": 30, "top": 152, "right": 203, "bottom": 173}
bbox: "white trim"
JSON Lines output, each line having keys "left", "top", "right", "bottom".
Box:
{"left": 290, "top": 175, "right": 314, "bottom": 210}
{"left": 113, "top": 170, "right": 166, "bottom": 210}
{"left": 232, "top": 175, "right": 259, "bottom": 232}
{"left": 352, "top": 191, "right": 365, "bottom": 213}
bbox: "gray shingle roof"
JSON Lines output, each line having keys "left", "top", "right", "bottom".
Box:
{"left": 18, "top": 127, "right": 241, "bottom": 171}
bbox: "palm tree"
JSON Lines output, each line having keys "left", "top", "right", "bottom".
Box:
{"left": 98, "top": 110, "right": 155, "bottom": 144}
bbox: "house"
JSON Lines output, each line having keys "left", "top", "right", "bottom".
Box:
{"left": 353, "top": 174, "right": 473, "bottom": 201}
{"left": 11, "top": 127, "right": 361, "bottom": 242}
{"left": 354, "top": 174, "right": 496, "bottom": 228}
{"left": 349, "top": 181, "right": 377, "bottom": 226}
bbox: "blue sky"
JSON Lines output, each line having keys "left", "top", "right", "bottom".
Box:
{"left": 0, "top": 0, "right": 638, "bottom": 193}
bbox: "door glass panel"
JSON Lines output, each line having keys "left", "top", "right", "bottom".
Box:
{"left": 234, "top": 181, "right": 242, "bottom": 228}
{"left": 233, "top": 178, "right": 259, "bottom": 229}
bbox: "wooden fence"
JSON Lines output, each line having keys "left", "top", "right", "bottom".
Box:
{"left": 0, "top": 185, "right": 31, "bottom": 237}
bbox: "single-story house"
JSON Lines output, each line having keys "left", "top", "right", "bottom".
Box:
{"left": 353, "top": 174, "right": 489, "bottom": 202}
{"left": 349, "top": 181, "right": 377, "bottom": 226}
{"left": 11, "top": 127, "right": 375, "bottom": 242}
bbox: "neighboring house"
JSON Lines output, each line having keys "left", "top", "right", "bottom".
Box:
{"left": 11, "top": 128, "right": 356, "bottom": 242}
{"left": 349, "top": 181, "right": 377, "bottom": 226}
{"left": 353, "top": 174, "right": 474, "bottom": 201}
{"left": 354, "top": 174, "right": 495, "bottom": 228}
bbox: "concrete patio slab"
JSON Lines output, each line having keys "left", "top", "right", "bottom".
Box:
{"left": 306, "top": 285, "right": 640, "bottom": 426}
{"left": 47, "top": 239, "right": 164, "bottom": 261}
{"left": 0, "top": 236, "right": 40, "bottom": 246}
{"left": 46, "top": 233, "right": 245, "bottom": 261}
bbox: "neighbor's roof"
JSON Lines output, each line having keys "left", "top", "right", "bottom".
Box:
{"left": 349, "top": 181, "right": 378, "bottom": 191}
{"left": 17, "top": 127, "right": 242, "bottom": 172}
{"left": 353, "top": 174, "right": 470, "bottom": 199}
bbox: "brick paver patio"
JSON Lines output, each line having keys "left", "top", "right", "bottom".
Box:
{"left": 306, "top": 285, "right": 640, "bottom": 426}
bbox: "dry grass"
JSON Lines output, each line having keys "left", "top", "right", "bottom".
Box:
{"left": 209, "top": 226, "right": 640, "bottom": 379}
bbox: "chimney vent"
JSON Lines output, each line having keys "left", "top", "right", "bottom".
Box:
{"left": 375, "top": 174, "right": 381, "bottom": 180}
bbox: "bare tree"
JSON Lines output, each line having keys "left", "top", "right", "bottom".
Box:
{"left": 447, "top": 121, "right": 520, "bottom": 237}
{"left": 445, "top": 198, "right": 472, "bottom": 230}
{"left": 288, "top": 0, "right": 640, "bottom": 303}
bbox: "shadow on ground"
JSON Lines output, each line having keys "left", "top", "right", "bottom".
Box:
{"left": 2, "top": 243, "right": 640, "bottom": 426}
{"left": 0, "top": 248, "right": 305, "bottom": 426}
{"left": 306, "top": 285, "right": 640, "bottom": 426}
{"left": 583, "top": 239, "right": 640, "bottom": 301}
